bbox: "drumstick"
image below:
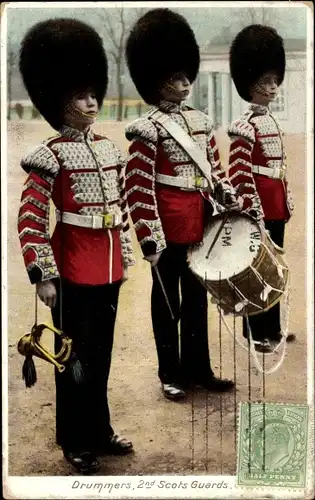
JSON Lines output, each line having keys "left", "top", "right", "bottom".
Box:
{"left": 205, "top": 211, "right": 230, "bottom": 260}
{"left": 153, "top": 265, "right": 175, "bottom": 320}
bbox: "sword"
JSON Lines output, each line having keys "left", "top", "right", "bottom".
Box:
{"left": 152, "top": 264, "right": 175, "bottom": 320}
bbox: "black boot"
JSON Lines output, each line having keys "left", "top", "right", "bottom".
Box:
{"left": 63, "top": 451, "right": 100, "bottom": 474}
{"left": 95, "top": 433, "right": 134, "bottom": 456}
{"left": 162, "top": 383, "right": 187, "bottom": 401}
{"left": 194, "top": 375, "right": 235, "bottom": 392}
{"left": 271, "top": 332, "right": 296, "bottom": 343}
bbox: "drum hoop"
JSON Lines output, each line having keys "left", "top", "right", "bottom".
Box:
{"left": 204, "top": 209, "right": 259, "bottom": 226}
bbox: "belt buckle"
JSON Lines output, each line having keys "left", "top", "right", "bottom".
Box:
{"left": 194, "top": 176, "right": 204, "bottom": 189}
{"left": 102, "top": 213, "right": 113, "bottom": 229}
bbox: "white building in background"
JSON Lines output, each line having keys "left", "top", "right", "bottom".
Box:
{"left": 191, "top": 39, "right": 307, "bottom": 134}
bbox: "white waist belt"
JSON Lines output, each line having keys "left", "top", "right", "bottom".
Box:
{"left": 252, "top": 165, "right": 285, "bottom": 180}
{"left": 155, "top": 173, "right": 209, "bottom": 191}
{"left": 55, "top": 210, "right": 122, "bottom": 229}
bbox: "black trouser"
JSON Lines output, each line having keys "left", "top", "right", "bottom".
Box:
{"left": 51, "top": 279, "right": 121, "bottom": 453}
{"left": 243, "top": 220, "right": 285, "bottom": 342}
{"left": 151, "top": 243, "right": 214, "bottom": 385}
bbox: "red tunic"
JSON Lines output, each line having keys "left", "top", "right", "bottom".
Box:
{"left": 18, "top": 125, "right": 135, "bottom": 285}
{"left": 125, "top": 101, "right": 234, "bottom": 256}
{"left": 227, "top": 104, "right": 294, "bottom": 221}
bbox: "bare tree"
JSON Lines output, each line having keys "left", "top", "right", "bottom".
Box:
{"left": 209, "top": 26, "right": 234, "bottom": 45}
{"left": 246, "top": 7, "right": 272, "bottom": 25}
{"left": 97, "top": 5, "right": 145, "bottom": 121}
{"left": 210, "top": 6, "right": 276, "bottom": 47}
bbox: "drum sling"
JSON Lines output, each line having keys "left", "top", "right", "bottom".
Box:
{"left": 150, "top": 110, "right": 214, "bottom": 192}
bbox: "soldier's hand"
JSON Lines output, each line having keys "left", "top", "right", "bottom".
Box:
{"left": 224, "top": 192, "right": 244, "bottom": 211}
{"left": 36, "top": 280, "right": 57, "bottom": 309}
{"left": 228, "top": 195, "right": 244, "bottom": 211}
{"left": 144, "top": 251, "right": 163, "bottom": 267}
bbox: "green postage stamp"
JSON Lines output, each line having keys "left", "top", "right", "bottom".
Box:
{"left": 237, "top": 403, "right": 310, "bottom": 489}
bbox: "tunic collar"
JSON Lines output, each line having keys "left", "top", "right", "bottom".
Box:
{"left": 59, "top": 124, "right": 95, "bottom": 142}
{"left": 157, "top": 100, "right": 186, "bottom": 114}
{"left": 249, "top": 103, "right": 270, "bottom": 115}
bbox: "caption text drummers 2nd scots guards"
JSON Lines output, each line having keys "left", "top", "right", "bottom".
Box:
{"left": 71, "top": 479, "right": 230, "bottom": 493}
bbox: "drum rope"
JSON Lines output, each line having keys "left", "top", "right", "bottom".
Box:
{"left": 216, "top": 279, "right": 290, "bottom": 374}
{"left": 219, "top": 272, "right": 223, "bottom": 474}
{"left": 247, "top": 347, "right": 252, "bottom": 472}
{"left": 233, "top": 294, "right": 238, "bottom": 466}
{"left": 262, "top": 241, "right": 289, "bottom": 271}
{"left": 225, "top": 278, "right": 263, "bottom": 312}
{"left": 205, "top": 269, "right": 209, "bottom": 472}
{"left": 246, "top": 283, "right": 290, "bottom": 374}
{"left": 246, "top": 271, "right": 252, "bottom": 472}
{"left": 262, "top": 357, "right": 266, "bottom": 472}
{"left": 249, "top": 265, "right": 287, "bottom": 295}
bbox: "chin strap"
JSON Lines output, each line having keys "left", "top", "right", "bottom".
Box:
{"left": 163, "top": 83, "right": 186, "bottom": 100}
{"left": 65, "top": 103, "right": 98, "bottom": 120}
{"left": 252, "top": 83, "right": 274, "bottom": 98}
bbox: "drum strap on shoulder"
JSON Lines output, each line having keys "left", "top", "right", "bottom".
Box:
{"left": 150, "top": 110, "right": 214, "bottom": 192}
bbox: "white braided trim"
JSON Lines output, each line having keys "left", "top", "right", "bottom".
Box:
{"left": 129, "top": 201, "right": 156, "bottom": 213}
{"left": 126, "top": 168, "right": 155, "bottom": 182}
{"left": 229, "top": 145, "right": 252, "bottom": 156}
{"left": 229, "top": 159, "right": 253, "bottom": 170}
{"left": 126, "top": 185, "right": 154, "bottom": 196}
{"left": 229, "top": 170, "right": 254, "bottom": 182}
{"left": 128, "top": 150, "right": 155, "bottom": 167}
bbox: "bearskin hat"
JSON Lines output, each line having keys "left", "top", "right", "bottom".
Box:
{"left": 19, "top": 18, "right": 108, "bottom": 130}
{"left": 125, "top": 8, "right": 200, "bottom": 105}
{"left": 229, "top": 24, "right": 286, "bottom": 102}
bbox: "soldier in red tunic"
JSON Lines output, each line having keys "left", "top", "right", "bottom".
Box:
{"left": 18, "top": 19, "right": 135, "bottom": 473}
{"left": 228, "top": 25, "right": 295, "bottom": 352}
{"left": 124, "top": 9, "right": 242, "bottom": 401}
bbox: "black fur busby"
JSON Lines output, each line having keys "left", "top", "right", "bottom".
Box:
{"left": 125, "top": 8, "right": 200, "bottom": 105}
{"left": 229, "top": 24, "right": 286, "bottom": 102}
{"left": 19, "top": 18, "right": 108, "bottom": 130}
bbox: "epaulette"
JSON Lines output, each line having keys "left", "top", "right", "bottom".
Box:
{"left": 21, "top": 142, "right": 60, "bottom": 176}
{"left": 125, "top": 114, "right": 158, "bottom": 144}
{"left": 228, "top": 117, "right": 255, "bottom": 143}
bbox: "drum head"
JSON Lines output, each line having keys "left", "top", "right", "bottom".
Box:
{"left": 189, "top": 212, "right": 262, "bottom": 281}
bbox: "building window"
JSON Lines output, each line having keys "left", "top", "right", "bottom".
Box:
{"left": 270, "top": 84, "right": 286, "bottom": 114}
{"left": 191, "top": 73, "right": 208, "bottom": 113}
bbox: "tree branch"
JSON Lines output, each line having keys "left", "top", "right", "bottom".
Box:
{"left": 134, "top": 7, "right": 146, "bottom": 18}
{"left": 98, "top": 10, "right": 119, "bottom": 52}
{"left": 109, "top": 49, "right": 119, "bottom": 64}
{"left": 118, "top": 5, "right": 126, "bottom": 58}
